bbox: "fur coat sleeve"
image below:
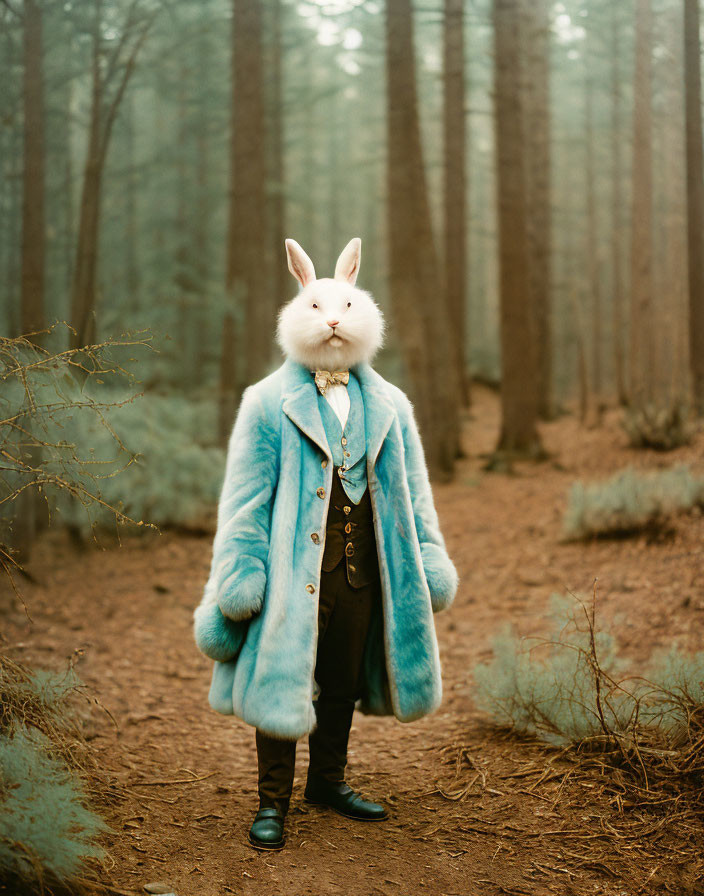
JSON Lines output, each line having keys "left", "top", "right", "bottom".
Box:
{"left": 193, "top": 387, "right": 279, "bottom": 661}
{"left": 395, "top": 393, "right": 458, "bottom": 613}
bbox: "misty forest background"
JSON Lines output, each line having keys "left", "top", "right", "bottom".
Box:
{"left": 6, "top": 3, "right": 704, "bottom": 893}
{"left": 2, "top": 0, "right": 704, "bottom": 551}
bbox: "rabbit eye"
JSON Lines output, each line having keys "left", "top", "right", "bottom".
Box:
{"left": 312, "top": 303, "right": 318, "bottom": 309}
{"left": 347, "top": 302, "right": 351, "bottom": 308}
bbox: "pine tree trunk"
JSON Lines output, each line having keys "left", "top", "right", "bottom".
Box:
{"left": 70, "top": 0, "right": 145, "bottom": 351}
{"left": 124, "top": 96, "right": 139, "bottom": 310}
{"left": 585, "top": 72, "right": 603, "bottom": 419}
{"left": 269, "top": 0, "right": 288, "bottom": 314}
{"left": 70, "top": 109, "right": 102, "bottom": 349}
{"left": 661, "top": 6, "right": 688, "bottom": 404}
{"left": 522, "top": 0, "right": 552, "bottom": 421}
{"left": 610, "top": 7, "right": 627, "bottom": 406}
{"left": 442, "top": 0, "right": 469, "bottom": 411}
{"left": 386, "top": 0, "right": 458, "bottom": 477}
{"left": 20, "top": 0, "right": 45, "bottom": 340}
{"left": 220, "top": 0, "right": 268, "bottom": 441}
{"left": 684, "top": 0, "right": 704, "bottom": 415}
{"left": 492, "top": 0, "right": 542, "bottom": 456}
{"left": 629, "top": 0, "right": 655, "bottom": 407}
{"left": 15, "top": 0, "right": 46, "bottom": 560}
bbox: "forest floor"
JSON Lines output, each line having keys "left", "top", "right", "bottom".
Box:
{"left": 3, "top": 385, "right": 704, "bottom": 896}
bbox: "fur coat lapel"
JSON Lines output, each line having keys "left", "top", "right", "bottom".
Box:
{"left": 280, "top": 358, "right": 396, "bottom": 467}
{"left": 193, "top": 359, "right": 458, "bottom": 740}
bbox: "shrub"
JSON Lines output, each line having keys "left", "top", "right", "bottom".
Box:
{"left": 0, "top": 656, "right": 116, "bottom": 892}
{"left": 622, "top": 402, "right": 692, "bottom": 451}
{"left": 473, "top": 591, "right": 704, "bottom": 779}
{"left": 47, "top": 387, "right": 225, "bottom": 534}
{"left": 470, "top": 594, "right": 704, "bottom": 885}
{"left": 563, "top": 464, "right": 704, "bottom": 540}
{"left": 0, "top": 726, "right": 108, "bottom": 884}
{"left": 474, "top": 593, "right": 636, "bottom": 746}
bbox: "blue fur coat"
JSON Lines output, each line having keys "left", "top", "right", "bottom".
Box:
{"left": 193, "top": 358, "right": 458, "bottom": 740}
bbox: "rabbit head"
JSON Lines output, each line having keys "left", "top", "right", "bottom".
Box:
{"left": 276, "top": 237, "right": 385, "bottom": 371}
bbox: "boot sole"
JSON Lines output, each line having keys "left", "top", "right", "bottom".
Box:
{"left": 303, "top": 797, "right": 388, "bottom": 822}
{"left": 248, "top": 833, "right": 286, "bottom": 850}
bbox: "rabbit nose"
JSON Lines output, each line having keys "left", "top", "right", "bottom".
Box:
{"left": 327, "top": 319, "right": 340, "bottom": 329}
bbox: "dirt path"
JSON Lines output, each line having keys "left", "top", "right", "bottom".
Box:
{"left": 3, "top": 387, "right": 704, "bottom": 896}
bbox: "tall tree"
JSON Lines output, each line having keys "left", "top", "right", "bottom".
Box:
{"left": 628, "top": 0, "right": 655, "bottom": 406}
{"left": 684, "top": 0, "right": 704, "bottom": 414}
{"left": 660, "top": 5, "right": 687, "bottom": 403}
{"left": 268, "top": 0, "right": 288, "bottom": 316}
{"left": 492, "top": 0, "right": 543, "bottom": 456}
{"left": 584, "top": 69, "right": 603, "bottom": 418}
{"left": 522, "top": 0, "right": 552, "bottom": 420}
{"left": 386, "top": 0, "right": 459, "bottom": 477}
{"left": 69, "top": 0, "right": 151, "bottom": 349}
{"left": 219, "top": 0, "right": 268, "bottom": 441}
{"left": 20, "top": 0, "right": 45, "bottom": 341}
{"left": 610, "top": 2, "right": 627, "bottom": 405}
{"left": 442, "top": 0, "right": 469, "bottom": 410}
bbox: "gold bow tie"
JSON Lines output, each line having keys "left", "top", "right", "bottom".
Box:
{"left": 313, "top": 369, "right": 349, "bottom": 396}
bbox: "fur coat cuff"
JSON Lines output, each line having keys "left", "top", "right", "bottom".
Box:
{"left": 216, "top": 567, "right": 266, "bottom": 622}
{"left": 193, "top": 597, "right": 248, "bottom": 662}
{"left": 420, "top": 542, "right": 458, "bottom": 613}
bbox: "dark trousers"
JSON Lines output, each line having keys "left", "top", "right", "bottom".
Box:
{"left": 255, "top": 560, "right": 379, "bottom": 815}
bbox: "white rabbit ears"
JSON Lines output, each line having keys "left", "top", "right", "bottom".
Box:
{"left": 334, "top": 238, "right": 361, "bottom": 285}
{"left": 285, "top": 237, "right": 362, "bottom": 288}
{"left": 285, "top": 239, "right": 316, "bottom": 288}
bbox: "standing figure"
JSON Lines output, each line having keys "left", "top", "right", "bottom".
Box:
{"left": 194, "top": 238, "right": 458, "bottom": 849}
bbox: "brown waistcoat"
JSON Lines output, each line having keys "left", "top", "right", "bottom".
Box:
{"left": 321, "top": 466, "right": 381, "bottom": 589}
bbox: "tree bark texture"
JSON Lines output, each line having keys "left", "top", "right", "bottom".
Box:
{"left": 610, "top": 7, "right": 627, "bottom": 405}
{"left": 442, "top": 0, "right": 469, "bottom": 410}
{"left": 684, "top": 0, "right": 704, "bottom": 414}
{"left": 492, "top": 0, "right": 542, "bottom": 455}
{"left": 522, "top": 0, "right": 552, "bottom": 420}
{"left": 220, "top": 0, "right": 268, "bottom": 441}
{"left": 21, "top": 0, "right": 46, "bottom": 340}
{"left": 70, "top": 0, "right": 147, "bottom": 350}
{"left": 386, "top": 0, "right": 459, "bottom": 477}
{"left": 629, "top": 0, "right": 655, "bottom": 407}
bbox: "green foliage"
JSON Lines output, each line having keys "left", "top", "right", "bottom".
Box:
{"left": 0, "top": 328, "right": 153, "bottom": 549}
{"left": 642, "top": 646, "right": 704, "bottom": 733}
{"left": 474, "top": 593, "right": 704, "bottom": 753}
{"left": 47, "top": 385, "right": 225, "bottom": 533}
{"left": 1, "top": 329, "right": 225, "bottom": 536}
{"left": 563, "top": 465, "right": 704, "bottom": 540}
{"left": 622, "top": 403, "right": 693, "bottom": 451}
{"left": 0, "top": 658, "right": 112, "bottom": 890}
{"left": 0, "top": 726, "right": 108, "bottom": 884}
{"left": 473, "top": 593, "right": 635, "bottom": 745}
{"left": 0, "top": 664, "right": 82, "bottom": 735}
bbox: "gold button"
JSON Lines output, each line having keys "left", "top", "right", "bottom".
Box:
{"left": 343, "top": 506, "right": 351, "bottom": 515}
{"left": 321, "top": 459, "right": 328, "bottom": 468}
{"left": 341, "top": 437, "right": 347, "bottom": 446}
{"left": 345, "top": 543, "right": 355, "bottom": 557}
{"left": 305, "top": 583, "right": 315, "bottom": 594}
{"left": 344, "top": 522, "right": 352, "bottom": 534}
{"left": 311, "top": 533, "right": 320, "bottom": 544}
{"left": 316, "top": 487, "right": 325, "bottom": 499}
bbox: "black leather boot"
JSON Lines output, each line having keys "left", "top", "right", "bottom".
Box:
{"left": 248, "top": 807, "right": 286, "bottom": 849}
{"left": 304, "top": 777, "right": 388, "bottom": 821}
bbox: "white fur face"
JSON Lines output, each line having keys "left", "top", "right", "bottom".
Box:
{"left": 276, "top": 238, "right": 385, "bottom": 371}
